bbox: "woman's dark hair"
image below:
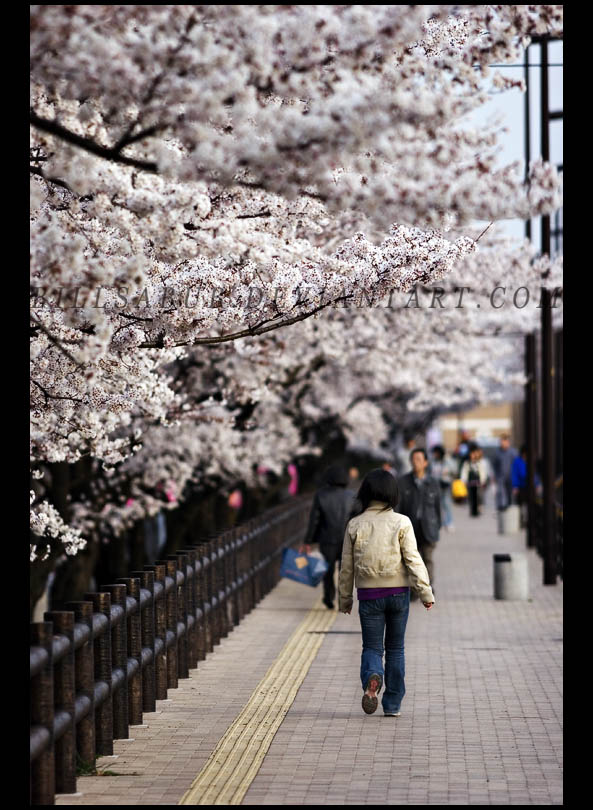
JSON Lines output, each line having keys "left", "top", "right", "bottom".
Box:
{"left": 520, "top": 444, "right": 527, "bottom": 455}
{"left": 468, "top": 442, "right": 480, "bottom": 453}
{"left": 349, "top": 468, "right": 399, "bottom": 518}
{"left": 431, "top": 444, "right": 445, "bottom": 459}
{"left": 325, "top": 464, "right": 349, "bottom": 487}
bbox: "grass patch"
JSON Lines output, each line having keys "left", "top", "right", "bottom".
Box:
{"left": 76, "top": 754, "right": 98, "bottom": 776}
{"left": 76, "top": 753, "right": 139, "bottom": 777}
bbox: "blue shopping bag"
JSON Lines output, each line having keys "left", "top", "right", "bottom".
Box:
{"left": 280, "top": 548, "right": 328, "bottom": 587}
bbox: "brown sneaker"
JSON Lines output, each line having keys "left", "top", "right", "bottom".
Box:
{"left": 361, "top": 673, "right": 383, "bottom": 714}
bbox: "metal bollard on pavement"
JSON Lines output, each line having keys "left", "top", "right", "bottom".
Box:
{"left": 493, "top": 552, "right": 529, "bottom": 600}
{"left": 497, "top": 505, "right": 521, "bottom": 534}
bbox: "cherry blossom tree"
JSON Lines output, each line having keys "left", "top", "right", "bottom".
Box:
{"left": 30, "top": 6, "right": 563, "bottom": 583}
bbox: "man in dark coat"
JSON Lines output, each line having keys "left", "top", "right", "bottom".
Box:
{"left": 301, "top": 464, "right": 355, "bottom": 609}
{"left": 492, "top": 434, "right": 517, "bottom": 511}
{"left": 397, "top": 447, "right": 442, "bottom": 598}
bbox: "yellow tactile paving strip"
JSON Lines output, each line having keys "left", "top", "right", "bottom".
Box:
{"left": 179, "top": 596, "right": 337, "bottom": 805}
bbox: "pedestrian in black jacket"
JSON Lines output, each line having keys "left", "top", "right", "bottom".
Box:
{"left": 397, "top": 448, "right": 442, "bottom": 598}
{"left": 301, "top": 464, "right": 355, "bottom": 609}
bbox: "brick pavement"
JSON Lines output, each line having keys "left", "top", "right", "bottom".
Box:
{"left": 58, "top": 503, "right": 562, "bottom": 805}
{"left": 242, "top": 504, "right": 563, "bottom": 806}
{"left": 56, "top": 576, "right": 321, "bottom": 805}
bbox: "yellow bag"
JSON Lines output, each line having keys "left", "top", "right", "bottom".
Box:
{"left": 452, "top": 479, "right": 468, "bottom": 499}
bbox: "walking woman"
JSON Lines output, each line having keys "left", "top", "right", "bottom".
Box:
{"left": 460, "top": 442, "right": 489, "bottom": 517}
{"left": 338, "top": 468, "right": 434, "bottom": 717}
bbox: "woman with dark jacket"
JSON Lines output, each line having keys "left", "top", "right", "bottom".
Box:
{"left": 300, "top": 464, "right": 355, "bottom": 609}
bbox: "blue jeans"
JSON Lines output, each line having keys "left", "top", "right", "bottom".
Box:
{"left": 358, "top": 592, "right": 410, "bottom": 713}
{"left": 440, "top": 488, "right": 453, "bottom": 527}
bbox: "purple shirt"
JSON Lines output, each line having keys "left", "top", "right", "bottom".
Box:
{"left": 357, "top": 586, "right": 409, "bottom": 600}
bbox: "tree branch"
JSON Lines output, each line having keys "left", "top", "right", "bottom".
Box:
{"left": 30, "top": 164, "right": 73, "bottom": 192}
{"left": 30, "top": 111, "right": 159, "bottom": 173}
{"left": 30, "top": 315, "right": 84, "bottom": 368}
{"left": 31, "top": 379, "right": 84, "bottom": 405}
{"left": 137, "top": 294, "right": 354, "bottom": 348}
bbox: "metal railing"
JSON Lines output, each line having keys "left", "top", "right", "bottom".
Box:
{"left": 30, "top": 494, "right": 312, "bottom": 804}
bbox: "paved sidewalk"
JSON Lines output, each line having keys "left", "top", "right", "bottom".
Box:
{"left": 57, "top": 576, "right": 321, "bottom": 805}
{"left": 243, "top": 505, "right": 563, "bottom": 806}
{"left": 59, "top": 504, "right": 562, "bottom": 805}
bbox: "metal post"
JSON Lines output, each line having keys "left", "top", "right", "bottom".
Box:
{"left": 541, "top": 288, "right": 557, "bottom": 584}
{"left": 197, "top": 543, "right": 213, "bottom": 654}
{"left": 144, "top": 563, "right": 168, "bottom": 699}
{"left": 44, "top": 611, "right": 77, "bottom": 794}
{"left": 541, "top": 39, "right": 551, "bottom": 254}
{"left": 157, "top": 559, "right": 178, "bottom": 689}
{"left": 191, "top": 551, "right": 207, "bottom": 661}
{"left": 117, "top": 577, "right": 143, "bottom": 726}
{"left": 131, "top": 569, "right": 156, "bottom": 713}
{"left": 237, "top": 531, "right": 247, "bottom": 622}
{"left": 103, "top": 583, "right": 129, "bottom": 739}
{"left": 65, "top": 601, "right": 96, "bottom": 766}
{"left": 209, "top": 538, "right": 221, "bottom": 646}
{"left": 84, "top": 591, "right": 113, "bottom": 756}
{"left": 524, "top": 43, "right": 531, "bottom": 241}
{"left": 228, "top": 529, "right": 240, "bottom": 629}
{"left": 525, "top": 334, "right": 537, "bottom": 548}
{"left": 207, "top": 543, "right": 215, "bottom": 652}
{"left": 540, "top": 36, "right": 557, "bottom": 585}
{"left": 254, "top": 523, "right": 263, "bottom": 605}
{"left": 216, "top": 536, "right": 229, "bottom": 639}
{"left": 555, "top": 329, "right": 563, "bottom": 476}
{"left": 249, "top": 522, "right": 259, "bottom": 608}
{"left": 178, "top": 549, "right": 199, "bottom": 669}
{"left": 171, "top": 553, "right": 189, "bottom": 679}
{"left": 30, "top": 622, "right": 55, "bottom": 805}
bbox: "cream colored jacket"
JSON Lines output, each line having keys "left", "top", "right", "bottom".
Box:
{"left": 460, "top": 458, "right": 489, "bottom": 485}
{"left": 338, "top": 500, "right": 435, "bottom": 611}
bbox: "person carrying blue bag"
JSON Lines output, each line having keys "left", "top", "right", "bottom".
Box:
{"left": 299, "top": 464, "right": 355, "bottom": 610}
{"left": 280, "top": 547, "right": 328, "bottom": 587}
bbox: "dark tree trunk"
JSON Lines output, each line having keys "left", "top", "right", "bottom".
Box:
{"left": 49, "top": 539, "right": 101, "bottom": 610}
{"left": 164, "top": 491, "right": 220, "bottom": 554}
{"left": 48, "top": 461, "right": 71, "bottom": 519}
{"left": 94, "top": 529, "right": 129, "bottom": 586}
{"left": 31, "top": 462, "right": 72, "bottom": 617}
{"left": 214, "top": 494, "right": 235, "bottom": 530}
{"left": 130, "top": 520, "right": 146, "bottom": 571}
{"left": 30, "top": 554, "right": 58, "bottom": 619}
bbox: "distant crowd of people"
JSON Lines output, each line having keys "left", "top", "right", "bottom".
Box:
{"left": 299, "top": 433, "right": 541, "bottom": 609}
